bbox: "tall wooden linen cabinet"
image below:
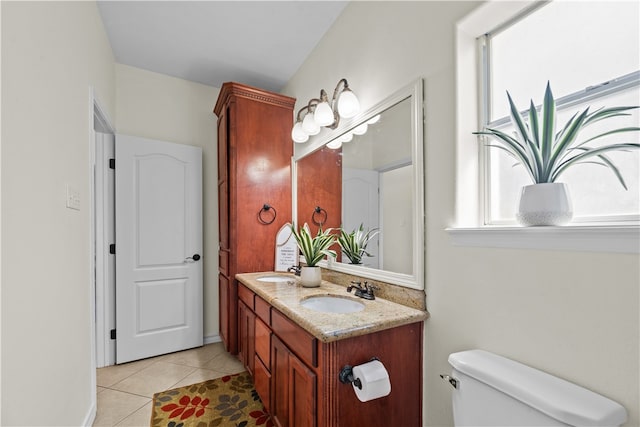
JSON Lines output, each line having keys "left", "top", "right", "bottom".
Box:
{"left": 214, "top": 82, "right": 296, "bottom": 354}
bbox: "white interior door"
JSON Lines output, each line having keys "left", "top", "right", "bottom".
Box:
{"left": 342, "top": 167, "right": 380, "bottom": 268}
{"left": 115, "top": 134, "right": 203, "bottom": 364}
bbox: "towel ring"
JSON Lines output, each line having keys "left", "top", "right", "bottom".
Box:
{"left": 312, "top": 206, "right": 327, "bottom": 227}
{"left": 258, "top": 204, "right": 277, "bottom": 225}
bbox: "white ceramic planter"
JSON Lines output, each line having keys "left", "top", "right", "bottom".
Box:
{"left": 300, "top": 266, "right": 322, "bottom": 288}
{"left": 516, "top": 182, "right": 573, "bottom": 226}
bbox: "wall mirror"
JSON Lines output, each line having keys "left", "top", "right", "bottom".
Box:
{"left": 293, "top": 78, "right": 424, "bottom": 290}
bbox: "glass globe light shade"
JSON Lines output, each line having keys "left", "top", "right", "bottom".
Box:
{"left": 340, "top": 132, "right": 353, "bottom": 143}
{"left": 326, "top": 139, "right": 342, "bottom": 149}
{"left": 352, "top": 123, "right": 368, "bottom": 135}
{"left": 337, "top": 89, "right": 360, "bottom": 118}
{"left": 302, "top": 114, "right": 320, "bottom": 135}
{"left": 367, "top": 114, "right": 381, "bottom": 125}
{"left": 314, "top": 101, "right": 335, "bottom": 127}
{"left": 292, "top": 122, "right": 309, "bottom": 143}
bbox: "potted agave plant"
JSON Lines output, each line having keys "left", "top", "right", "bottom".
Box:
{"left": 337, "top": 224, "right": 380, "bottom": 265}
{"left": 290, "top": 223, "right": 337, "bottom": 287}
{"left": 475, "top": 82, "right": 639, "bottom": 226}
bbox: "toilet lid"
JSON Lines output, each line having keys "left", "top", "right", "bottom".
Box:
{"left": 448, "top": 350, "right": 627, "bottom": 427}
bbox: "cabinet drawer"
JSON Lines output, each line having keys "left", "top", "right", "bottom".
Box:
{"left": 271, "top": 309, "right": 317, "bottom": 368}
{"left": 255, "top": 317, "right": 271, "bottom": 367}
{"left": 238, "top": 283, "right": 254, "bottom": 310}
{"left": 254, "top": 355, "right": 271, "bottom": 414}
{"left": 255, "top": 296, "right": 271, "bottom": 324}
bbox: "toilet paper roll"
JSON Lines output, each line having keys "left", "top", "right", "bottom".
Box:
{"left": 352, "top": 359, "right": 391, "bottom": 402}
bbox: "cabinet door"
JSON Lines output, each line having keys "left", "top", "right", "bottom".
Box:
{"left": 238, "top": 300, "right": 255, "bottom": 376}
{"left": 270, "top": 334, "right": 317, "bottom": 427}
{"left": 289, "top": 353, "right": 316, "bottom": 427}
{"left": 271, "top": 335, "right": 290, "bottom": 427}
{"left": 254, "top": 355, "right": 271, "bottom": 414}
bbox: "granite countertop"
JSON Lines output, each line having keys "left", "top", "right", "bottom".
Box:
{"left": 236, "top": 272, "right": 429, "bottom": 343}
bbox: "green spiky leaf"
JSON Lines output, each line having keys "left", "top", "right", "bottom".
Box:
{"left": 474, "top": 82, "right": 640, "bottom": 188}
{"left": 290, "top": 223, "right": 337, "bottom": 267}
{"left": 337, "top": 224, "right": 380, "bottom": 264}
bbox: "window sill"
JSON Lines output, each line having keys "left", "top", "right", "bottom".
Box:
{"left": 446, "top": 225, "right": 639, "bottom": 253}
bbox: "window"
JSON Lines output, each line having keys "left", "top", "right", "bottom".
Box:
{"left": 479, "top": 1, "right": 640, "bottom": 225}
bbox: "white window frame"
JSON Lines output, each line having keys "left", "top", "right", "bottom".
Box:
{"left": 448, "top": 0, "right": 640, "bottom": 253}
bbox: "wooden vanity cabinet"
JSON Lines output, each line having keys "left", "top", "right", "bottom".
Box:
{"left": 214, "top": 82, "right": 295, "bottom": 354}
{"left": 236, "top": 283, "right": 424, "bottom": 427}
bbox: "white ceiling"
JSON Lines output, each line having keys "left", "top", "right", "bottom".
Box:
{"left": 97, "top": 1, "right": 348, "bottom": 92}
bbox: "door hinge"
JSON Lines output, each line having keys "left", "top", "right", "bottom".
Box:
{"left": 110, "top": 329, "right": 116, "bottom": 340}
{"left": 109, "top": 158, "right": 115, "bottom": 169}
{"left": 109, "top": 244, "right": 115, "bottom": 255}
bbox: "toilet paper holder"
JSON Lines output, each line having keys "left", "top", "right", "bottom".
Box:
{"left": 339, "top": 357, "right": 380, "bottom": 390}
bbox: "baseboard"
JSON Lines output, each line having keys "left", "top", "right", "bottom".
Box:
{"left": 82, "top": 400, "right": 97, "bottom": 427}
{"left": 204, "top": 334, "right": 221, "bottom": 345}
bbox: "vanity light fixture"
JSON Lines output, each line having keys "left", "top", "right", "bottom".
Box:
{"left": 325, "top": 111, "right": 382, "bottom": 150}
{"left": 291, "top": 78, "right": 360, "bottom": 143}
{"left": 352, "top": 123, "right": 368, "bottom": 136}
{"left": 341, "top": 132, "right": 354, "bottom": 143}
{"left": 367, "top": 114, "right": 381, "bottom": 125}
{"left": 326, "top": 139, "right": 343, "bottom": 149}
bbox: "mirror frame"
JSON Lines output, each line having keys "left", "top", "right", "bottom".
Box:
{"left": 292, "top": 78, "right": 424, "bottom": 290}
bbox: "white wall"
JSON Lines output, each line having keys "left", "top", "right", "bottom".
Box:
{"left": 283, "top": 2, "right": 640, "bottom": 426}
{"left": 115, "top": 64, "right": 220, "bottom": 340}
{"left": 1, "top": 1, "right": 115, "bottom": 424}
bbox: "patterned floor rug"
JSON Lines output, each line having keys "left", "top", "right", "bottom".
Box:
{"left": 150, "top": 372, "right": 273, "bottom": 427}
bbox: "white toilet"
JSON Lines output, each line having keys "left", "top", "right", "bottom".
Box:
{"left": 446, "top": 349, "right": 628, "bottom": 426}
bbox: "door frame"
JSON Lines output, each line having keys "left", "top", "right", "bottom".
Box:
{"left": 94, "top": 130, "right": 115, "bottom": 367}
{"left": 90, "top": 88, "right": 115, "bottom": 372}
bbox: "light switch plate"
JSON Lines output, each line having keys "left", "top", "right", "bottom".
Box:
{"left": 66, "top": 185, "right": 80, "bottom": 210}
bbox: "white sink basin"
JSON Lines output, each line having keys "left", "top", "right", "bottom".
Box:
{"left": 300, "top": 295, "right": 365, "bottom": 314}
{"left": 256, "top": 275, "right": 292, "bottom": 283}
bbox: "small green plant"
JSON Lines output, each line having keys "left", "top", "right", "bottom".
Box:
{"left": 290, "top": 223, "right": 337, "bottom": 267}
{"left": 337, "top": 224, "right": 380, "bottom": 265}
{"left": 474, "top": 82, "right": 640, "bottom": 188}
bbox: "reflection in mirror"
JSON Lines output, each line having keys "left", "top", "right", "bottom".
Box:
{"left": 294, "top": 79, "right": 423, "bottom": 290}
{"left": 296, "top": 146, "right": 342, "bottom": 234}
{"left": 341, "top": 97, "right": 412, "bottom": 273}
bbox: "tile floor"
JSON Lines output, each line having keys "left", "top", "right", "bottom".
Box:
{"left": 93, "top": 342, "right": 245, "bottom": 426}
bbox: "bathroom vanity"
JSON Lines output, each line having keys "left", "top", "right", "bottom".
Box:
{"left": 236, "top": 272, "right": 428, "bottom": 427}
{"left": 216, "top": 78, "right": 429, "bottom": 426}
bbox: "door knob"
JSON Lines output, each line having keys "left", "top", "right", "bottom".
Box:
{"left": 186, "top": 254, "right": 201, "bottom": 262}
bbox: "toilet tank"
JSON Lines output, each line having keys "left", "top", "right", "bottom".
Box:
{"left": 447, "top": 350, "right": 627, "bottom": 427}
